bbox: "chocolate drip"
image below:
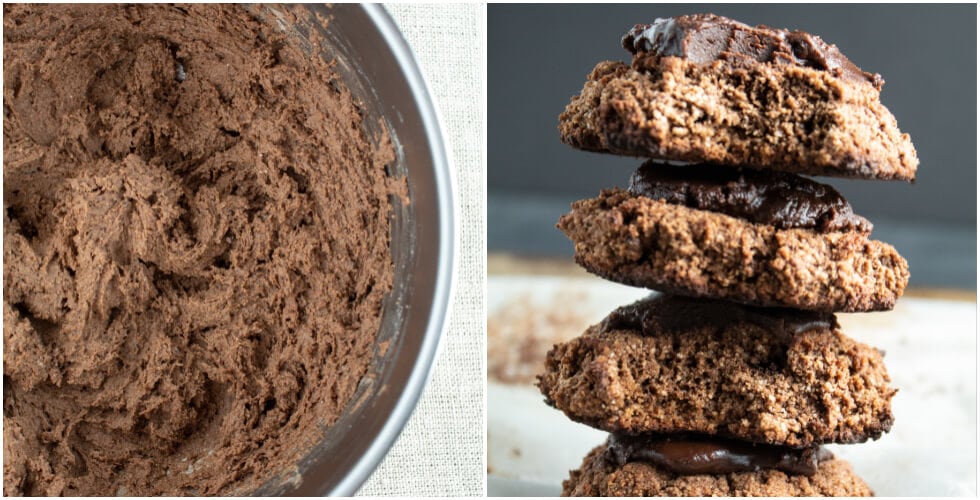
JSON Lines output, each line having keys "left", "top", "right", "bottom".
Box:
{"left": 622, "top": 14, "right": 883, "bottom": 90}
{"left": 602, "top": 295, "right": 837, "bottom": 337}
{"left": 628, "top": 162, "right": 871, "bottom": 233}
{"left": 607, "top": 433, "right": 833, "bottom": 476}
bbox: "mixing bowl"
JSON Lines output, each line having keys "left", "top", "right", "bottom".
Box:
{"left": 249, "top": 4, "right": 456, "bottom": 496}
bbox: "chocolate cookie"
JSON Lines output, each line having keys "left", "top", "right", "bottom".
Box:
{"left": 558, "top": 14, "right": 918, "bottom": 181}
{"left": 563, "top": 443, "right": 873, "bottom": 497}
{"left": 537, "top": 295, "right": 896, "bottom": 447}
{"left": 557, "top": 179, "right": 909, "bottom": 312}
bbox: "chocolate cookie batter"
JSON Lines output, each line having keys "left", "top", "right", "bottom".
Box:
{"left": 4, "top": 4, "right": 400, "bottom": 495}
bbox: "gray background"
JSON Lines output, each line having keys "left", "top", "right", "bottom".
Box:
{"left": 489, "top": 4, "right": 977, "bottom": 288}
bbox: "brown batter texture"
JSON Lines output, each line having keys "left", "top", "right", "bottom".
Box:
{"left": 3, "top": 4, "right": 400, "bottom": 495}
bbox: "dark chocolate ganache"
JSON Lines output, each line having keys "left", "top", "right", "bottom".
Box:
{"left": 628, "top": 161, "right": 871, "bottom": 233}
{"left": 607, "top": 433, "right": 833, "bottom": 476}
{"left": 601, "top": 294, "right": 837, "bottom": 338}
{"left": 622, "top": 13, "right": 883, "bottom": 90}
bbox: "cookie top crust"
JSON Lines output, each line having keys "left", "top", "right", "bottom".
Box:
{"left": 622, "top": 13, "right": 883, "bottom": 90}
{"left": 628, "top": 162, "right": 872, "bottom": 233}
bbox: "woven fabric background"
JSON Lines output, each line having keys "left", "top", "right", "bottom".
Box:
{"left": 357, "top": 4, "right": 486, "bottom": 497}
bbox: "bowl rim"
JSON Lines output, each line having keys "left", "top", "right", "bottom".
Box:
{"left": 326, "top": 4, "right": 458, "bottom": 496}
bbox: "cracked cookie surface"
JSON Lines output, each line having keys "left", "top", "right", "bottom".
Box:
{"left": 537, "top": 295, "right": 896, "bottom": 447}
{"left": 557, "top": 188, "right": 909, "bottom": 312}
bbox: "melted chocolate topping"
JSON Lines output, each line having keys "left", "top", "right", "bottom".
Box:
{"left": 607, "top": 433, "right": 833, "bottom": 476}
{"left": 602, "top": 294, "right": 837, "bottom": 337}
{"left": 628, "top": 162, "right": 871, "bottom": 233}
{"left": 622, "top": 14, "right": 883, "bottom": 90}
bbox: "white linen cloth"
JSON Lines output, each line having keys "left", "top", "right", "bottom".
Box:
{"left": 357, "top": 4, "right": 486, "bottom": 496}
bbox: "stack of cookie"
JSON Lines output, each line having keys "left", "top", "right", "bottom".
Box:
{"left": 538, "top": 14, "right": 916, "bottom": 497}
